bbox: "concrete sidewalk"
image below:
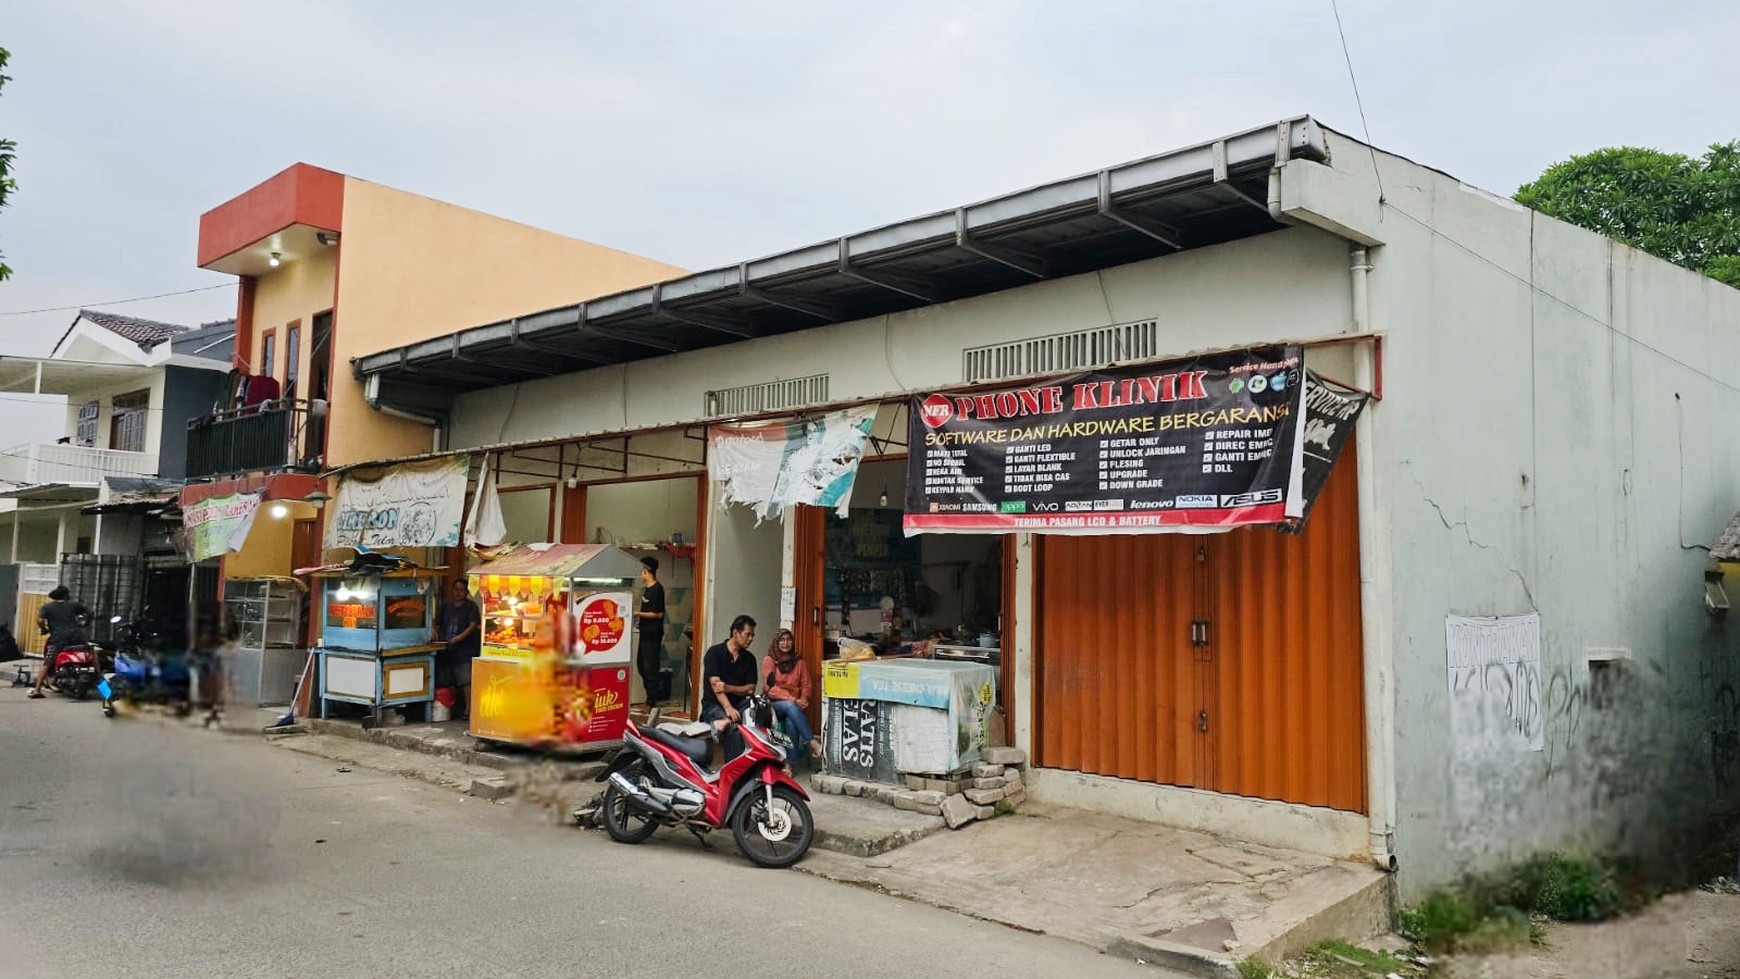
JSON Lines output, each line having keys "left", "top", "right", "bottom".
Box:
{"left": 245, "top": 710, "right": 1390, "bottom": 975}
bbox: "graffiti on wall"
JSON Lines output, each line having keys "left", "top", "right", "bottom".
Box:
{"left": 1446, "top": 613, "right": 1544, "bottom": 754}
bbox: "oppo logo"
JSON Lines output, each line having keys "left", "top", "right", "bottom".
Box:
{"left": 919, "top": 394, "right": 954, "bottom": 429}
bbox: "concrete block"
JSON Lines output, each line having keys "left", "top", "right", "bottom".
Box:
{"left": 1003, "top": 787, "right": 1027, "bottom": 809}
{"left": 842, "top": 780, "right": 866, "bottom": 797}
{"left": 872, "top": 785, "right": 903, "bottom": 806}
{"left": 469, "top": 776, "right": 513, "bottom": 801}
{"left": 891, "top": 792, "right": 944, "bottom": 816}
{"left": 982, "top": 746, "right": 1026, "bottom": 766}
{"left": 904, "top": 774, "right": 928, "bottom": 791}
{"left": 965, "top": 786, "right": 1006, "bottom": 805}
{"left": 905, "top": 776, "right": 963, "bottom": 795}
{"left": 972, "top": 776, "right": 1005, "bottom": 790}
{"left": 812, "top": 774, "right": 849, "bottom": 795}
{"left": 973, "top": 804, "right": 997, "bottom": 820}
{"left": 1001, "top": 769, "right": 1023, "bottom": 786}
{"left": 971, "top": 762, "right": 1005, "bottom": 778}
{"left": 941, "top": 792, "right": 978, "bottom": 829}
{"left": 906, "top": 789, "right": 945, "bottom": 805}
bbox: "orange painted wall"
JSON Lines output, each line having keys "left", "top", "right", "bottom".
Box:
{"left": 324, "top": 178, "right": 687, "bottom": 467}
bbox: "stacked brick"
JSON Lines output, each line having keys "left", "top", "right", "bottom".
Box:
{"left": 812, "top": 746, "right": 1028, "bottom": 829}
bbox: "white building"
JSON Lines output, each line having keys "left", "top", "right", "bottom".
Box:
{"left": 341, "top": 117, "right": 1740, "bottom": 900}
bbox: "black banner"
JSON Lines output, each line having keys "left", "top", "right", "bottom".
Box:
{"left": 1283, "top": 371, "right": 1370, "bottom": 533}
{"left": 904, "top": 345, "right": 1307, "bottom": 534}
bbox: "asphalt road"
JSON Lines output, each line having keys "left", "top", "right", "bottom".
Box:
{"left": 0, "top": 686, "right": 1151, "bottom": 979}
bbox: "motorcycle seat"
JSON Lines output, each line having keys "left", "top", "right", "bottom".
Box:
{"left": 641, "top": 726, "right": 713, "bottom": 767}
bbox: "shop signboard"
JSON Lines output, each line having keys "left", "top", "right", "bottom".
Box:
{"left": 708, "top": 406, "right": 877, "bottom": 521}
{"left": 904, "top": 345, "right": 1308, "bottom": 534}
{"left": 326, "top": 454, "right": 468, "bottom": 549}
{"left": 1284, "top": 371, "right": 1370, "bottom": 532}
{"left": 182, "top": 489, "right": 265, "bottom": 562}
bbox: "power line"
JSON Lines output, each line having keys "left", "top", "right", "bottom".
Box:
{"left": 0, "top": 283, "right": 235, "bottom": 317}
{"left": 1329, "top": 0, "right": 1385, "bottom": 203}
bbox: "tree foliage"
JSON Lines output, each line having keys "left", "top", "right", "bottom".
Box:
{"left": 0, "top": 47, "right": 14, "bottom": 281}
{"left": 1515, "top": 140, "right": 1740, "bottom": 289}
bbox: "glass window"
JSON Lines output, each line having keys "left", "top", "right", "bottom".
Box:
{"left": 75, "top": 401, "right": 99, "bottom": 447}
{"left": 110, "top": 389, "right": 150, "bottom": 453}
{"left": 261, "top": 331, "right": 276, "bottom": 379}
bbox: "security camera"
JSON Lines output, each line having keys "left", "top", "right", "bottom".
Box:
{"left": 316, "top": 231, "right": 340, "bottom": 246}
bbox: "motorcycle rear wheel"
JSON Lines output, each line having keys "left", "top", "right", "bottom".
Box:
{"left": 602, "top": 765, "right": 660, "bottom": 844}
{"left": 733, "top": 784, "right": 813, "bottom": 868}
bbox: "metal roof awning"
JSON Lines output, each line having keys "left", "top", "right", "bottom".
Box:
{"left": 355, "top": 117, "right": 1330, "bottom": 417}
{"left": 0, "top": 357, "right": 158, "bottom": 396}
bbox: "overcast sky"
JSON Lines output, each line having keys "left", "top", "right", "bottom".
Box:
{"left": 0, "top": 0, "right": 1733, "bottom": 433}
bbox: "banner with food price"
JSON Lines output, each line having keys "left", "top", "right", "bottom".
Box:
{"left": 904, "top": 345, "right": 1307, "bottom": 535}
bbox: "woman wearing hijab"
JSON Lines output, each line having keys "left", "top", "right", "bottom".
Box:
{"left": 762, "top": 628, "right": 823, "bottom": 764}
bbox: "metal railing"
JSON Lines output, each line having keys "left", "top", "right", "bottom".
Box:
{"left": 0, "top": 442, "right": 157, "bottom": 486}
{"left": 185, "top": 399, "right": 321, "bottom": 480}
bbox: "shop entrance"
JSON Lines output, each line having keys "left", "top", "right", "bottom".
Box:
{"left": 792, "top": 458, "right": 1008, "bottom": 733}
{"left": 1034, "top": 446, "right": 1366, "bottom": 813}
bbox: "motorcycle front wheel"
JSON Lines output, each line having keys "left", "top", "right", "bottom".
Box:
{"left": 602, "top": 764, "right": 660, "bottom": 844}
{"left": 733, "top": 783, "right": 813, "bottom": 868}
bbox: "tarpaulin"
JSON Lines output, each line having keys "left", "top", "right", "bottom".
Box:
{"left": 326, "top": 454, "right": 468, "bottom": 549}
{"left": 708, "top": 406, "right": 876, "bottom": 522}
{"left": 182, "top": 490, "right": 265, "bottom": 562}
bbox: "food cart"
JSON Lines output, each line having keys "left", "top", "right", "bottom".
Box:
{"left": 466, "top": 543, "right": 641, "bottom": 752}
{"left": 312, "top": 570, "right": 442, "bottom": 722}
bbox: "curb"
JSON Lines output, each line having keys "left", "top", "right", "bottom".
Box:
{"left": 301, "top": 717, "right": 518, "bottom": 771}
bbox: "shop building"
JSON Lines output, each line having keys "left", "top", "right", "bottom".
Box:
{"left": 341, "top": 116, "right": 1739, "bottom": 901}
{"left": 181, "top": 162, "right": 685, "bottom": 699}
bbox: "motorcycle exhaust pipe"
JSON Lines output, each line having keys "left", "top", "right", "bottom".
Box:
{"left": 608, "top": 772, "right": 672, "bottom": 816}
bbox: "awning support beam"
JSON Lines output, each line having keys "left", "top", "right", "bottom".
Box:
{"left": 653, "top": 285, "right": 759, "bottom": 337}
{"left": 955, "top": 209, "right": 1048, "bottom": 278}
{"left": 740, "top": 269, "right": 837, "bottom": 321}
{"left": 1212, "top": 139, "right": 1272, "bottom": 213}
{"left": 1097, "top": 172, "right": 1188, "bottom": 249}
{"left": 837, "top": 241, "right": 940, "bottom": 301}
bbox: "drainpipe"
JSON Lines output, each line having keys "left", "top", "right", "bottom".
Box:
{"left": 1267, "top": 169, "right": 1285, "bottom": 222}
{"left": 1350, "top": 246, "right": 1398, "bottom": 872}
{"left": 363, "top": 374, "right": 447, "bottom": 452}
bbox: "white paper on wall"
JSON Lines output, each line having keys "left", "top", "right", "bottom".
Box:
{"left": 1445, "top": 613, "right": 1544, "bottom": 754}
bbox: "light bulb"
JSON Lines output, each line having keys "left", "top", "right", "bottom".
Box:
{"left": 269, "top": 502, "right": 289, "bottom": 519}
{"left": 268, "top": 252, "right": 282, "bottom": 267}
{"left": 879, "top": 489, "right": 889, "bottom": 507}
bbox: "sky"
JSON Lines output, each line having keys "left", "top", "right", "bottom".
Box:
{"left": 0, "top": 0, "right": 1734, "bottom": 435}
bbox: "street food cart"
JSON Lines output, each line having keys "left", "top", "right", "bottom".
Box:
{"left": 820, "top": 657, "right": 997, "bottom": 780}
{"left": 312, "top": 570, "right": 442, "bottom": 722}
{"left": 467, "top": 543, "right": 641, "bottom": 752}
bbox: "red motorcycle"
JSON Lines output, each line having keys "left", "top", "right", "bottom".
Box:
{"left": 40, "top": 641, "right": 103, "bottom": 700}
{"left": 595, "top": 696, "right": 814, "bottom": 868}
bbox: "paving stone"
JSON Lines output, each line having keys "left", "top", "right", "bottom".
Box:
{"left": 982, "top": 746, "right": 1027, "bottom": 766}
{"left": 1003, "top": 787, "right": 1027, "bottom": 809}
{"left": 1001, "top": 769, "right": 1023, "bottom": 786}
{"left": 973, "top": 804, "right": 997, "bottom": 820}
{"left": 965, "top": 786, "right": 1005, "bottom": 805}
{"left": 812, "top": 774, "right": 849, "bottom": 795}
{"left": 971, "top": 762, "right": 1005, "bottom": 778}
{"left": 941, "top": 792, "right": 978, "bottom": 829}
{"left": 972, "top": 776, "right": 1005, "bottom": 790}
{"left": 469, "top": 776, "right": 512, "bottom": 800}
{"left": 842, "top": 780, "right": 866, "bottom": 797}
{"left": 904, "top": 775, "right": 928, "bottom": 791}
{"left": 891, "top": 792, "right": 944, "bottom": 816}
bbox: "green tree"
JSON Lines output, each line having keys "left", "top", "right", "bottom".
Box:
{"left": 1515, "top": 140, "right": 1740, "bottom": 288}
{"left": 0, "top": 47, "right": 14, "bottom": 280}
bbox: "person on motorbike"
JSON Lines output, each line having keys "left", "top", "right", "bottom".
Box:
{"left": 30, "top": 586, "right": 89, "bottom": 699}
{"left": 763, "top": 629, "right": 822, "bottom": 765}
{"left": 701, "top": 614, "right": 758, "bottom": 758}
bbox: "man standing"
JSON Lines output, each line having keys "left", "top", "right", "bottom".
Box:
{"left": 701, "top": 615, "right": 758, "bottom": 756}
{"left": 29, "top": 586, "right": 89, "bottom": 699}
{"left": 632, "top": 556, "right": 666, "bottom": 705}
{"left": 430, "top": 579, "right": 481, "bottom": 719}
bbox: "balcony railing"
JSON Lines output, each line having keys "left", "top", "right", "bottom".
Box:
{"left": 0, "top": 442, "right": 157, "bottom": 486}
{"left": 185, "top": 399, "right": 322, "bottom": 480}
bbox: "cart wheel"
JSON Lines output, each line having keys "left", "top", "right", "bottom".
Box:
{"left": 602, "top": 765, "right": 660, "bottom": 845}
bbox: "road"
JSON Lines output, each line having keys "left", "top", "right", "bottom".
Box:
{"left": 0, "top": 686, "right": 1151, "bottom": 979}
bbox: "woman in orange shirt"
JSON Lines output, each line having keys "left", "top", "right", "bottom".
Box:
{"left": 763, "top": 628, "right": 822, "bottom": 764}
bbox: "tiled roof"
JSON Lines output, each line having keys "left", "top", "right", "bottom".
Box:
{"left": 1715, "top": 512, "right": 1740, "bottom": 562}
{"left": 75, "top": 309, "right": 192, "bottom": 351}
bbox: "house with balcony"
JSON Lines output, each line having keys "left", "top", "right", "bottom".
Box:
{"left": 183, "top": 163, "right": 685, "bottom": 591}
{"left": 0, "top": 310, "right": 233, "bottom": 640}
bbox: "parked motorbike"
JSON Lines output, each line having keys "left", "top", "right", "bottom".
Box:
{"left": 39, "top": 641, "right": 103, "bottom": 701}
{"left": 594, "top": 695, "right": 814, "bottom": 868}
{"left": 101, "top": 612, "right": 193, "bottom": 718}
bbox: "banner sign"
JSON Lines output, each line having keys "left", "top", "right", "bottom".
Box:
{"left": 1285, "top": 372, "right": 1371, "bottom": 532}
{"left": 183, "top": 490, "right": 265, "bottom": 562}
{"left": 708, "top": 405, "right": 876, "bottom": 522}
{"left": 904, "top": 345, "right": 1307, "bottom": 535}
{"left": 326, "top": 454, "right": 468, "bottom": 549}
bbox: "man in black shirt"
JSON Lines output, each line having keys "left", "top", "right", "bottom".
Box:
{"left": 632, "top": 556, "right": 666, "bottom": 705}
{"left": 30, "top": 586, "right": 89, "bottom": 699}
{"left": 701, "top": 614, "right": 758, "bottom": 756}
{"left": 430, "top": 579, "right": 481, "bottom": 718}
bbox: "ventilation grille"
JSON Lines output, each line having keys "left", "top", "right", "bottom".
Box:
{"left": 705, "top": 374, "right": 830, "bottom": 418}
{"left": 963, "top": 320, "right": 1162, "bottom": 383}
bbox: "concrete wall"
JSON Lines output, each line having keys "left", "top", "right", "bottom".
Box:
{"left": 1299, "top": 130, "right": 1740, "bottom": 899}
{"left": 250, "top": 244, "right": 338, "bottom": 381}
{"left": 158, "top": 365, "right": 228, "bottom": 480}
{"left": 326, "top": 178, "right": 687, "bottom": 468}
